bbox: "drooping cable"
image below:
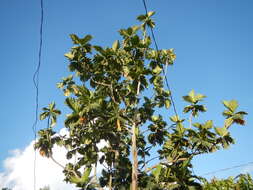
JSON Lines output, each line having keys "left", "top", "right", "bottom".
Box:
{"left": 32, "top": 0, "right": 44, "bottom": 189}
{"left": 141, "top": 0, "right": 178, "bottom": 117}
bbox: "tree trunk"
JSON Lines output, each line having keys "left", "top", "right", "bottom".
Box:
{"left": 109, "top": 172, "right": 112, "bottom": 190}
{"left": 131, "top": 123, "right": 138, "bottom": 190}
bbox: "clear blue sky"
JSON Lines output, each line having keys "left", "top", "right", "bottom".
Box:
{"left": 1, "top": 0, "right": 253, "bottom": 180}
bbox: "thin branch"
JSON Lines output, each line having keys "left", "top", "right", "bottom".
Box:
{"left": 137, "top": 80, "right": 141, "bottom": 96}
{"left": 91, "top": 78, "right": 119, "bottom": 104}
{"left": 109, "top": 84, "right": 119, "bottom": 104}
{"left": 145, "top": 157, "right": 189, "bottom": 173}
{"left": 141, "top": 156, "right": 160, "bottom": 170}
{"left": 49, "top": 155, "right": 79, "bottom": 178}
{"left": 91, "top": 78, "right": 111, "bottom": 87}
{"left": 140, "top": 128, "right": 150, "bottom": 135}
{"left": 146, "top": 156, "right": 160, "bottom": 165}
{"left": 50, "top": 155, "right": 65, "bottom": 169}
{"left": 145, "top": 164, "right": 159, "bottom": 173}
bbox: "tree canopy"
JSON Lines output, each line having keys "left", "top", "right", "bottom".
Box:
{"left": 35, "top": 11, "right": 247, "bottom": 190}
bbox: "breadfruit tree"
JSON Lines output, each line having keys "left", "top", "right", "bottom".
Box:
{"left": 35, "top": 11, "right": 247, "bottom": 190}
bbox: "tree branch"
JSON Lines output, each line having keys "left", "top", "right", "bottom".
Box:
{"left": 91, "top": 78, "right": 111, "bottom": 87}
{"left": 49, "top": 155, "right": 80, "bottom": 178}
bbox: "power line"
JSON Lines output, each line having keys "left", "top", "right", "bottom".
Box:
{"left": 141, "top": 0, "right": 178, "bottom": 117}
{"left": 202, "top": 161, "right": 253, "bottom": 176}
{"left": 32, "top": 0, "right": 44, "bottom": 189}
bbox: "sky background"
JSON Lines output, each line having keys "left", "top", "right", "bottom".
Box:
{"left": 0, "top": 0, "right": 253, "bottom": 189}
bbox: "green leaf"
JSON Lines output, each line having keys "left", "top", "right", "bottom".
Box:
{"left": 177, "top": 123, "right": 185, "bottom": 134}
{"left": 163, "top": 90, "right": 171, "bottom": 97}
{"left": 137, "top": 14, "right": 146, "bottom": 22}
{"left": 204, "top": 120, "right": 213, "bottom": 129}
{"left": 151, "top": 115, "right": 159, "bottom": 122}
{"left": 146, "top": 19, "right": 155, "bottom": 28}
{"left": 193, "top": 122, "right": 201, "bottom": 129}
{"left": 80, "top": 35, "right": 92, "bottom": 45}
{"left": 70, "top": 34, "right": 80, "bottom": 44}
{"left": 40, "top": 112, "right": 49, "bottom": 121}
{"left": 152, "top": 164, "right": 162, "bottom": 182}
{"left": 232, "top": 114, "right": 246, "bottom": 125}
{"left": 215, "top": 127, "right": 228, "bottom": 137}
{"left": 236, "top": 111, "right": 248, "bottom": 115}
{"left": 69, "top": 167, "right": 92, "bottom": 185}
{"left": 93, "top": 45, "right": 104, "bottom": 54}
{"left": 170, "top": 115, "right": 179, "bottom": 123}
{"left": 195, "top": 93, "right": 206, "bottom": 101}
{"left": 69, "top": 34, "right": 93, "bottom": 46}
{"left": 189, "top": 90, "right": 195, "bottom": 100}
{"left": 152, "top": 65, "right": 162, "bottom": 74}
{"left": 222, "top": 110, "right": 233, "bottom": 117}
{"left": 183, "top": 105, "right": 193, "bottom": 113}
{"left": 132, "top": 25, "right": 140, "bottom": 33}
{"left": 112, "top": 40, "right": 120, "bottom": 50}
{"left": 224, "top": 118, "right": 233, "bottom": 128}
{"left": 147, "top": 11, "right": 155, "bottom": 17}
{"left": 223, "top": 100, "right": 238, "bottom": 112}
{"left": 57, "top": 82, "right": 64, "bottom": 89}
{"left": 81, "top": 167, "right": 92, "bottom": 184}
{"left": 65, "top": 98, "right": 79, "bottom": 112}
{"left": 49, "top": 102, "right": 55, "bottom": 110}
{"left": 183, "top": 90, "right": 195, "bottom": 103}
{"left": 183, "top": 90, "right": 206, "bottom": 104}
{"left": 64, "top": 89, "right": 71, "bottom": 97}
{"left": 50, "top": 116, "right": 56, "bottom": 127}
{"left": 64, "top": 52, "right": 74, "bottom": 59}
{"left": 165, "top": 99, "right": 171, "bottom": 109}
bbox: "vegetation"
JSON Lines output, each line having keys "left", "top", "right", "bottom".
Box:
{"left": 35, "top": 11, "right": 247, "bottom": 189}
{"left": 203, "top": 174, "right": 253, "bottom": 190}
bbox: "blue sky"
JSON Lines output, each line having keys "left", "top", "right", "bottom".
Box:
{"left": 0, "top": 0, "right": 253, "bottom": 185}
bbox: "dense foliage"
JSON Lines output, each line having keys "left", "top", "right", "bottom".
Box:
{"left": 35, "top": 11, "right": 247, "bottom": 190}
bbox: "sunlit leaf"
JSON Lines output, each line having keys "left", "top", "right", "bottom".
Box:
{"left": 165, "top": 99, "right": 171, "bottom": 109}
{"left": 151, "top": 115, "right": 159, "bottom": 122}
{"left": 64, "top": 52, "right": 74, "bottom": 59}
{"left": 223, "top": 100, "right": 238, "bottom": 112}
{"left": 204, "top": 120, "right": 213, "bottom": 129}
{"left": 147, "top": 11, "right": 155, "bottom": 17}
{"left": 224, "top": 118, "right": 233, "bottom": 128}
{"left": 170, "top": 115, "right": 180, "bottom": 123}
{"left": 112, "top": 40, "right": 120, "bottom": 50}
{"left": 152, "top": 164, "right": 162, "bottom": 182}
{"left": 215, "top": 127, "right": 228, "bottom": 137}
{"left": 152, "top": 65, "right": 162, "bottom": 74}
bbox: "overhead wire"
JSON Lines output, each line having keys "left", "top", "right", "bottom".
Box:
{"left": 32, "top": 0, "right": 44, "bottom": 189}
{"left": 202, "top": 161, "right": 253, "bottom": 176}
{"left": 141, "top": 0, "right": 178, "bottom": 117}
